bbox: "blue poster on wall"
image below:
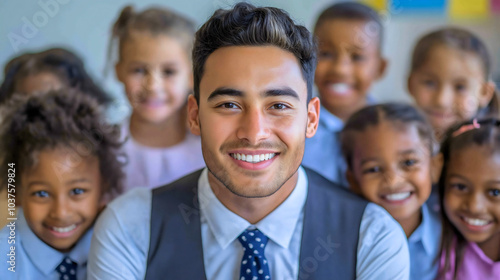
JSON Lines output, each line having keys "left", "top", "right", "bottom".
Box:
{"left": 391, "top": 0, "right": 447, "bottom": 14}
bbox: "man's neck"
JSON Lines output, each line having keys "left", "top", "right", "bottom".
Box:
{"left": 208, "top": 172, "right": 298, "bottom": 224}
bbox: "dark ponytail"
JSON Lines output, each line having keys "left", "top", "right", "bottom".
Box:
{"left": 105, "top": 5, "right": 135, "bottom": 76}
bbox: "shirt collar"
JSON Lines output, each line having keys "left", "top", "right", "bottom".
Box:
{"left": 18, "top": 208, "right": 93, "bottom": 276}
{"left": 319, "top": 105, "right": 344, "bottom": 132}
{"left": 468, "top": 242, "right": 498, "bottom": 265}
{"left": 366, "top": 94, "right": 377, "bottom": 105}
{"left": 408, "top": 203, "right": 441, "bottom": 256}
{"left": 199, "top": 166, "right": 308, "bottom": 249}
{"left": 318, "top": 95, "right": 377, "bottom": 132}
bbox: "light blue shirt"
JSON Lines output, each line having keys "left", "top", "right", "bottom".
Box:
{"left": 408, "top": 203, "right": 442, "bottom": 280}
{"left": 0, "top": 208, "right": 92, "bottom": 280}
{"left": 303, "top": 105, "right": 347, "bottom": 186}
{"left": 88, "top": 167, "right": 410, "bottom": 280}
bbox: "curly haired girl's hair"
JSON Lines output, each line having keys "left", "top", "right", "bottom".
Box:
{"left": 0, "top": 89, "right": 124, "bottom": 197}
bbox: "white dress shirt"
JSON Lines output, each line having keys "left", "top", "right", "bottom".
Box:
{"left": 88, "top": 167, "right": 410, "bottom": 279}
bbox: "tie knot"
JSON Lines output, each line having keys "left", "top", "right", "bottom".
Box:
{"left": 56, "top": 257, "right": 77, "bottom": 280}
{"left": 238, "top": 229, "right": 269, "bottom": 256}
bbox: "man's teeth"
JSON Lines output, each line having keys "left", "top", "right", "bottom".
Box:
{"left": 231, "top": 153, "right": 276, "bottom": 163}
{"left": 384, "top": 192, "right": 411, "bottom": 201}
{"left": 52, "top": 224, "right": 77, "bottom": 233}
{"left": 463, "top": 217, "right": 489, "bottom": 226}
{"left": 329, "top": 83, "right": 350, "bottom": 94}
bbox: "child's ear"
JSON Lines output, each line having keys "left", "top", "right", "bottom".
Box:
{"left": 187, "top": 94, "right": 201, "bottom": 136}
{"left": 346, "top": 169, "right": 361, "bottom": 194}
{"left": 98, "top": 189, "right": 110, "bottom": 210}
{"left": 479, "top": 81, "right": 496, "bottom": 108}
{"left": 431, "top": 152, "right": 444, "bottom": 184}
{"left": 115, "top": 62, "right": 124, "bottom": 83}
{"left": 376, "top": 56, "right": 388, "bottom": 80}
{"left": 407, "top": 74, "right": 416, "bottom": 98}
{"left": 306, "top": 97, "right": 320, "bottom": 138}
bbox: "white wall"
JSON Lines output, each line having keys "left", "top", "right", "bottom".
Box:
{"left": 1, "top": 0, "right": 499, "bottom": 123}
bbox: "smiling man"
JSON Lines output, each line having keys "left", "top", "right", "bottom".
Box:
{"left": 88, "top": 3, "right": 410, "bottom": 280}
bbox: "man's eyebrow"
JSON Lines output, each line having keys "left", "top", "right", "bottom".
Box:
{"left": 207, "top": 87, "right": 300, "bottom": 101}
{"left": 265, "top": 88, "right": 299, "bottom": 100}
{"left": 207, "top": 88, "right": 243, "bottom": 101}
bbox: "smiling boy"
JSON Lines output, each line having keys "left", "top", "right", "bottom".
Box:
{"left": 303, "top": 2, "right": 387, "bottom": 185}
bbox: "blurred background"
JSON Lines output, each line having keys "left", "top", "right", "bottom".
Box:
{"left": 1, "top": 0, "right": 500, "bottom": 123}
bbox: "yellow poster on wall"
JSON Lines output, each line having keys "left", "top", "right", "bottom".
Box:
{"left": 360, "top": 0, "right": 387, "bottom": 12}
{"left": 449, "top": 0, "right": 490, "bottom": 18}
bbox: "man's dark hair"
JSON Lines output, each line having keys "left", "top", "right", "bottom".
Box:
{"left": 192, "top": 2, "right": 317, "bottom": 103}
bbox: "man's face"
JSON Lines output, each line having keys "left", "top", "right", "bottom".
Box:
{"left": 188, "top": 46, "right": 319, "bottom": 198}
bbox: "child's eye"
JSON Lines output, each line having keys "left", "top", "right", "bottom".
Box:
{"left": 163, "top": 69, "right": 177, "bottom": 77}
{"left": 318, "top": 51, "right": 334, "bottom": 59}
{"left": 363, "top": 166, "right": 381, "bottom": 174}
{"left": 488, "top": 189, "right": 500, "bottom": 197}
{"left": 131, "top": 68, "right": 146, "bottom": 74}
{"left": 351, "top": 53, "right": 366, "bottom": 62}
{"left": 70, "top": 188, "right": 86, "bottom": 195}
{"left": 402, "top": 159, "right": 418, "bottom": 168}
{"left": 454, "top": 84, "right": 467, "bottom": 92}
{"left": 32, "top": 190, "right": 49, "bottom": 198}
{"left": 450, "top": 183, "right": 467, "bottom": 192}
{"left": 423, "top": 80, "right": 436, "bottom": 88}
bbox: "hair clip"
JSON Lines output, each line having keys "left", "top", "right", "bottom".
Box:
{"left": 452, "top": 119, "right": 480, "bottom": 137}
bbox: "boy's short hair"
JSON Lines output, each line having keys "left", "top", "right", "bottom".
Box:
{"left": 314, "top": 2, "right": 384, "bottom": 48}
{"left": 0, "top": 89, "right": 124, "bottom": 197}
{"left": 192, "top": 2, "right": 317, "bottom": 103}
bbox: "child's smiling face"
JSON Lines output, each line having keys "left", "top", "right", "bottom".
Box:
{"left": 20, "top": 148, "right": 103, "bottom": 251}
{"left": 314, "top": 19, "right": 386, "bottom": 120}
{"left": 444, "top": 146, "right": 500, "bottom": 253}
{"left": 347, "top": 121, "right": 433, "bottom": 233}
{"left": 115, "top": 32, "right": 193, "bottom": 125}
{"left": 408, "top": 45, "right": 495, "bottom": 139}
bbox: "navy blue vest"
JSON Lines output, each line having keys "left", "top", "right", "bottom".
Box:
{"left": 145, "top": 168, "right": 368, "bottom": 279}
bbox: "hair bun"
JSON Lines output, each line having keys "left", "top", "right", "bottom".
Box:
{"left": 113, "top": 5, "right": 135, "bottom": 36}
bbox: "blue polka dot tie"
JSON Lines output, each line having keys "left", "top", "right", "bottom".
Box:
{"left": 238, "top": 229, "right": 271, "bottom": 280}
{"left": 55, "top": 256, "right": 77, "bottom": 280}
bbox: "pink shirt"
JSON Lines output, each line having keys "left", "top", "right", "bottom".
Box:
{"left": 120, "top": 119, "right": 206, "bottom": 192}
{"left": 439, "top": 241, "right": 500, "bottom": 280}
